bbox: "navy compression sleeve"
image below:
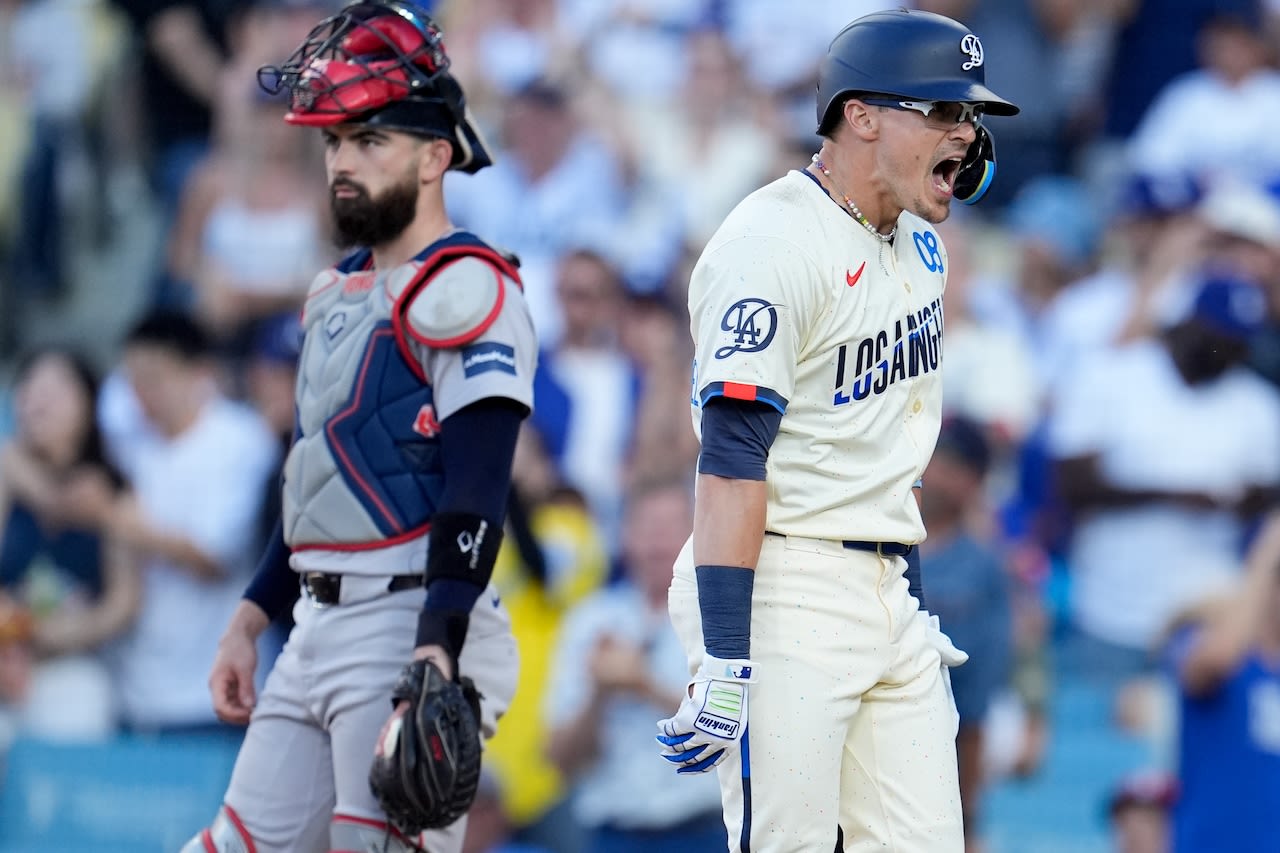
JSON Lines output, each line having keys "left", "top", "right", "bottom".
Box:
{"left": 242, "top": 520, "right": 298, "bottom": 619}
{"left": 437, "top": 397, "right": 526, "bottom": 521}
{"left": 697, "top": 396, "right": 783, "bottom": 481}
{"left": 418, "top": 397, "right": 526, "bottom": 654}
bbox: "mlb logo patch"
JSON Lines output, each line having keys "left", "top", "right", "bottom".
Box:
{"left": 461, "top": 342, "right": 517, "bottom": 378}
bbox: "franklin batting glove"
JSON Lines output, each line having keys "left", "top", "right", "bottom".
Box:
{"left": 656, "top": 654, "right": 757, "bottom": 774}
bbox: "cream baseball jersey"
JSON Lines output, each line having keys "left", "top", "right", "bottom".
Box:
{"left": 689, "top": 169, "right": 947, "bottom": 544}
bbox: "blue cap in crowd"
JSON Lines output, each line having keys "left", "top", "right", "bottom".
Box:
{"left": 1187, "top": 273, "right": 1268, "bottom": 340}
{"left": 1115, "top": 171, "right": 1202, "bottom": 219}
{"left": 934, "top": 415, "right": 992, "bottom": 478}
{"left": 252, "top": 312, "right": 304, "bottom": 366}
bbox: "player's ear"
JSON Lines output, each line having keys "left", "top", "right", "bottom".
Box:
{"left": 419, "top": 138, "right": 453, "bottom": 184}
{"left": 841, "top": 98, "right": 879, "bottom": 141}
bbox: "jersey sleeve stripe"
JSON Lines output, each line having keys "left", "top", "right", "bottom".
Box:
{"left": 699, "top": 381, "right": 788, "bottom": 414}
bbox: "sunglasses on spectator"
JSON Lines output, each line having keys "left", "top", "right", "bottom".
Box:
{"left": 858, "top": 97, "right": 984, "bottom": 129}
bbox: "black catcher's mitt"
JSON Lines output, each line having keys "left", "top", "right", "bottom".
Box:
{"left": 369, "top": 659, "right": 483, "bottom": 835}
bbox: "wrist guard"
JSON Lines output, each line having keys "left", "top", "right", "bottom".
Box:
{"left": 426, "top": 512, "right": 503, "bottom": 586}
{"left": 416, "top": 513, "right": 504, "bottom": 658}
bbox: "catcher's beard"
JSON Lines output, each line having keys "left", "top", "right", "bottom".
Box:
{"left": 329, "top": 171, "right": 419, "bottom": 249}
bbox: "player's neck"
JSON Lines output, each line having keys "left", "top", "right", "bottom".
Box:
{"left": 370, "top": 208, "right": 455, "bottom": 270}
{"left": 813, "top": 142, "right": 895, "bottom": 238}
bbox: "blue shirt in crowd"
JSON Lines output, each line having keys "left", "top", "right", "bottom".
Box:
{"left": 1167, "top": 626, "right": 1280, "bottom": 852}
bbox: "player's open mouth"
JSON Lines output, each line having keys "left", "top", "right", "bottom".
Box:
{"left": 932, "top": 157, "right": 962, "bottom": 197}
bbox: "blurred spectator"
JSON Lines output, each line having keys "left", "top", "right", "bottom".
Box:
{"left": 923, "top": 0, "right": 1104, "bottom": 207}
{"left": 722, "top": 0, "right": 891, "bottom": 95}
{"left": 97, "top": 309, "right": 279, "bottom": 733}
{"left": 557, "top": 0, "right": 709, "bottom": 105}
{"left": 921, "top": 416, "right": 1014, "bottom": 852}
{"left": 530, "top": 249, "right": 639, "bottom": 545}
{"left": 1038, "top": 170, "right": 1204, "bottom": 400}
{"left": 165, "top": 72, "right": 327, "bottom": 345}
{"left": 0, "top": 588, "right": 114, "bottom": 746}
{"left": 445, "top": 78, "right": 626, "bottom": 345}
{"left": 109, "top": 0, "right": 250, "bottom": 308}
{"left": 983, "top": 175, "right": 1102, "bottom": 372}
{"left": 620, "top": 27, "right": 778, "bottom": 253}
{"left": 440, "top": 0, "right": 567, "bottom": 104}
{"left": 484, "top": 484, "right": 608, "bottom": 851}
{"left": 1126, "top": 5, "right": 1280, "bottom": 186}
{"left": 936, "top": 215, "right": 1043, "bottom": 446}
{"left": 109, "top": 0, "right": 246, "bottom": 210}
{"left": 1097, "top": 0, "right": 1256, "bottom": 148}
{"left": 463, "top": 769, "right": 556, "bottom": 853}
{"left": 2, "top": 0, "right": 93, "bottom": 300}
{"left": 618, "top": 292, "right": 700, "bottom": 492}
{"left": 0, "top": 592, "right": 36, "bottom": 752}
{"left": 1106, "top": 769, "right": 1176, "bottom": 853}
{"left": 1162, "top": 507, "right": 1280, "bottom": 852}
{"left": 1049, "top": 274, "right": 1280, "bottom": 706}
{"left": 545, "top": 477, "right": 725, "bottom": 853}
{"left": 242, "top": 310, "right": 302, "bottom": 547}
{"left": 0, "top": 347, "right": 141, "bottom": 707}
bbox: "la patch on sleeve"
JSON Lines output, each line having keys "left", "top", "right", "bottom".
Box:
{"left": 461, "top": 342, "right": 518, "bottom": 377}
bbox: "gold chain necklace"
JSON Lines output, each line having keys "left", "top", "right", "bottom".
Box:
{"left": 810, "top": 153, "right": 895, "bottom": 243}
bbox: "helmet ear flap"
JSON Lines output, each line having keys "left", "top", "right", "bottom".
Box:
{"left": 954, "top": 125, "right": 997, "bottom": 205}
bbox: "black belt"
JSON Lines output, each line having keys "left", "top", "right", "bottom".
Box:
{"left": 765, "top": 531, "right": 913, "bottom": 557}
{"left": 301, "top": 571, "right": 425, "bottom": 606}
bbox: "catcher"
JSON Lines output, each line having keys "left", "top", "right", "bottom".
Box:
{"left": 181, "top": 2, "right": 531, "bottom": 850}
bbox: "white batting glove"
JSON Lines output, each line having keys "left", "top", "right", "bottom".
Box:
{"left": 656, "top": 654, "right": 757, "bottom": 774}
{"left": 920, "top": 610, "right": 968, "bottom": 667}
{"left": 919, "top": 610, "right": 965, "bottom": 732}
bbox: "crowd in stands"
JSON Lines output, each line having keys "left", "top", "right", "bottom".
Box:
{"left": 4, "top": 0, "right": 1280, "bottom": 851}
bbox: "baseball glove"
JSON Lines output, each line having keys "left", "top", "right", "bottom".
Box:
{"left": 369, "top": 659, "right": 483, "bottom": 835}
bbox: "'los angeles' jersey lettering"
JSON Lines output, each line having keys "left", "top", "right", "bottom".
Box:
{"left": 834, "top": 297, "right": 943, "bottom": 405}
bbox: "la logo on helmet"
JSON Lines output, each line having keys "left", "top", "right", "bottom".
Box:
{"left": 960, "top": 34, "right": 983, "bottom": 70}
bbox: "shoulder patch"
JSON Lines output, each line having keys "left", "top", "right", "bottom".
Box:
{"left": 403, "top": 256, "right": 506, "bottom": 348}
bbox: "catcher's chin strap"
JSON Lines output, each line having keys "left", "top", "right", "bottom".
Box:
{"left": 331, "top": 814, "right": 427, "bottom": 853}
{"left": 179, "top": 805, "right": 257, "bottom": 853}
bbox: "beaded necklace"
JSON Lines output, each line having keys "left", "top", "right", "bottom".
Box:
{"left": 810, "top": 153, "right": 895, "bottom": 243}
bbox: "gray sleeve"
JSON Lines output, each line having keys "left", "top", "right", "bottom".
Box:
{"left": 417, "top": 277, "right": 538, "bottom": 421}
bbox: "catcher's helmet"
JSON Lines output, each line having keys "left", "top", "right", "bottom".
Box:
{"left": 816, "top": 9, "right": 1020, "bottom": 135}
{"left": 259, "top": 0, "right": 493, "bottom": 173}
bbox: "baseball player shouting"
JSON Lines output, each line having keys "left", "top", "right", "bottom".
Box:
{"left": 656, "top": 10, "right": 1018, "bottom": 852}
{"left": 181, "top": 3, "right": 533, "bottom": 851}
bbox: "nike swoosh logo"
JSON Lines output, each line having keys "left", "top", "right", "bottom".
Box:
{"left": 846, "top": 262, "right": 866, "bottom": 287}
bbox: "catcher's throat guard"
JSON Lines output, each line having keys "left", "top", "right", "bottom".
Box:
{"left": 258, "top": 0, "right": 493, "bottom": 173}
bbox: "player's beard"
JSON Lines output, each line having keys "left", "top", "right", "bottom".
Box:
{"left": 329, "top": 171, "right": 419, "bottom": 249}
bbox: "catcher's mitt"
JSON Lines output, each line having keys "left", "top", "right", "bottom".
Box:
{"left": 369, "top": 659, "right": 483, "bottom": 835}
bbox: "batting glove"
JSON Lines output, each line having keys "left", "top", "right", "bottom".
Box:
{"left": 655, "top": 654, "right": 757, "bottom": 774}
{"left": 919, "top": 611, "right": 968, "bottom": 667}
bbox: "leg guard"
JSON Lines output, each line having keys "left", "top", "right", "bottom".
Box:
{"left": 179, "top": 805, "right": 258, "bottom": 853}
{"left": 330, "top": 815, "right": 427, "bottom": 852}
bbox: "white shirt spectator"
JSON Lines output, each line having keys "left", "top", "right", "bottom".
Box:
{"left": 723, "top": 0, "right": 895, "bottom": 91}
{"left": 1049, "top": 340, "right": 1280, "bottom": 649}
{"left": 545, "top": 584, "right": 722, "bottom": 830}
{"left": 108, "top": 396, "right": 279, "bottom": 729}
{"left": 446, "top": 136, "right": 625, "bottom": 345}
{"left": 1128, "top": 69, "right": 1280, "bottom": 186}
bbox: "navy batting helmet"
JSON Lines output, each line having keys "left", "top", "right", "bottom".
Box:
{"left": 258, "top": 0, "right": 494, "bottom": 173}
{"left": 816, "top": 9, "right": 1019, "bottom": 135}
